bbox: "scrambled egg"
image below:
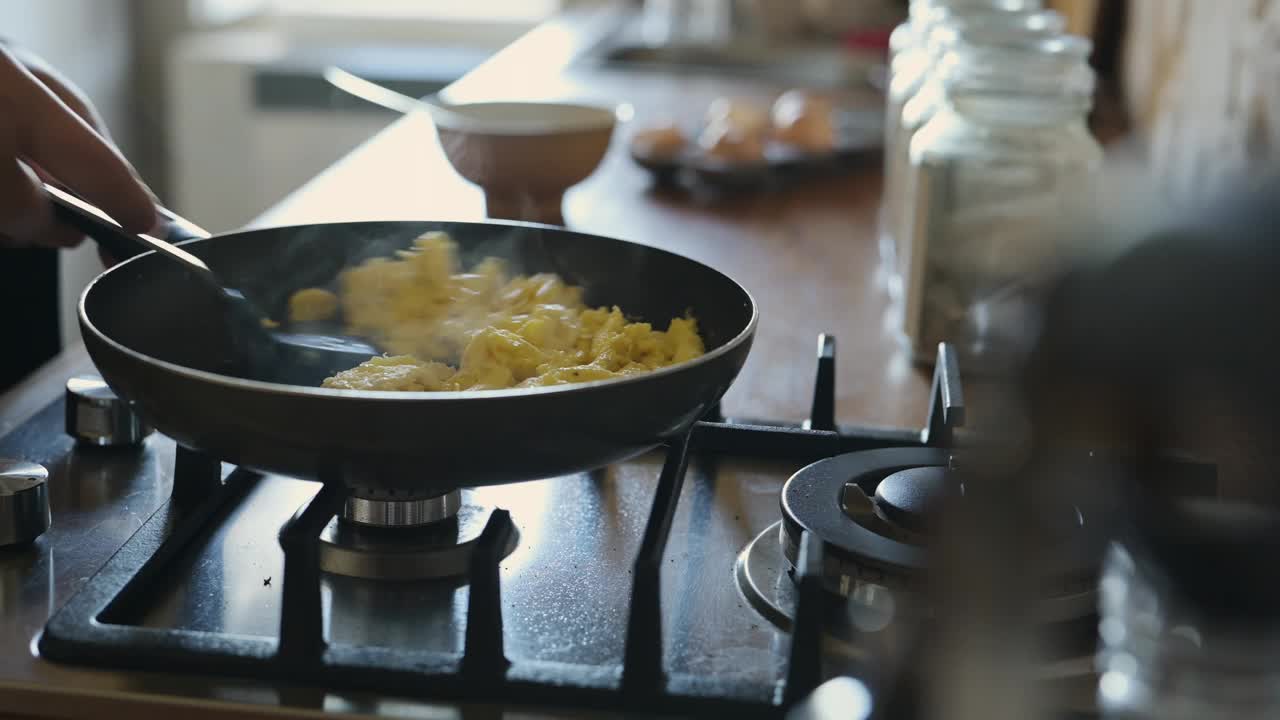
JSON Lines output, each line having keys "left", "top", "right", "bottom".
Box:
{"left": 288, "top": 288, "right": 339, "bottom": 323}
{"left": 303, "top": 231, "right": 706, "bottom": 391}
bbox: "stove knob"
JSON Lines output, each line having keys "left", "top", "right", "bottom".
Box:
{"left": 65, "top": 375, "right": 152, "bottom": 447}
{"left": 0, "top": 460, "right": 50, "bottom": 546}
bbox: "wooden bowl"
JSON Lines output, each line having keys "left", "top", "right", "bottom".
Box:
{"left": 433, "top": 101, "right": 617, "bottom": 226}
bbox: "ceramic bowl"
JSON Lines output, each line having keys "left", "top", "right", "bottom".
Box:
{"left": 433, "top": 101, "right": 618, "bottom": 226}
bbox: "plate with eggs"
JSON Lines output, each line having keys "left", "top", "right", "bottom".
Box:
{"left": 628, "top": 90, "right": 882, "bottom": 188}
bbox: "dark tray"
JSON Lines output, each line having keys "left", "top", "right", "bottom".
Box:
{"left": 631, "top": 108, "right": 885, "bottom": 190}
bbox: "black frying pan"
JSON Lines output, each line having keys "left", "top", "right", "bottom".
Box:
{"left": 76, "top": 218, "right": 757, "bottom": 496}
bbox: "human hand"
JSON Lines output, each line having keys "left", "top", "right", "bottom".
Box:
{"left": 0, "top": 44, "right": 157, "bottom": 252}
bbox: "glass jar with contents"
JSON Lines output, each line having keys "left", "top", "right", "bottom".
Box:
{"left": 885, "top": 9, "right": 1067, "bottom": 303}
{"left": 885, "top": 0, "right": 1047, "bottom": 126}
{"left": 899, "top": 36, "right": 1101, "bottom": 370}
{"left": 880, "top": 0, "right": 1046, "bottom": 282}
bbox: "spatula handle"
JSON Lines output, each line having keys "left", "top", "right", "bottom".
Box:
{"left": 44, "top": 183, "right": 212, "bottom": 271}
{"left": 45, "top": 182, "right": 210, "bottom": 261}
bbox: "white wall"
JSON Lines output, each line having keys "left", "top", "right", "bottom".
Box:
{"left": 166, "top": 30, "right": 404, "bottom": 232}
{"left": 0, "top": 0, "right": 135, "bottom": 348}
{"left": 167, "top": 23, "right": 520, "bottom": 232}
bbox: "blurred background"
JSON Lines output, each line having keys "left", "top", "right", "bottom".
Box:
{"left": 3, "top": 0, "right": 1277, "bottom": 347}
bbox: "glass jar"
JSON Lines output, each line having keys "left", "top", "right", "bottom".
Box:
{"left": 899, "top": 36, "right": 1101, "bottom": 370}
{"left": 887, "top": 14, "right": 1070, "bottom": 303}
{"left": 879, "top": 1, "right": 1054, "bottom": 294}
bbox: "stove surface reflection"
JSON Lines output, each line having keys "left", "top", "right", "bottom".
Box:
{"left": 123, "top": 455, "right": 790, "bottom": 686}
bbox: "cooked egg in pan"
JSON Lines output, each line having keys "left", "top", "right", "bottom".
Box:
{"left": 294, "top": 231, "right": 706, "bottom": 392}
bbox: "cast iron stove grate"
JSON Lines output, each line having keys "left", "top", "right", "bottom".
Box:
{"left": 32, "top": 335, "right": 1209, "bottom": 716}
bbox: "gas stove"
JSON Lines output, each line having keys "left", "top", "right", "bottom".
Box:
{"left": 0, "top": 336, "right": 1215, "bottom": 718}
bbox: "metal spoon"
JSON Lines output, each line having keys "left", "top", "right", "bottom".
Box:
{"left": 45, "top": 183, "right": 379, "bottom": 385}
{"left": 322, "top": 66, "right": 470, "bottom": 123}
{"left": 323, "top": 66, "right": 621, "bottom": 134}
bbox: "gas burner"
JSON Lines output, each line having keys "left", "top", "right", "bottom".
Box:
{"left": 736, "top": 447, "right": 1100, "bottom": 629}
{"left": 318, "top": 489, "right": 518, "bottom": 580}
{"left": 781, "top": 447, "right": 945, "bottom": 594}
{"left": 342, "top": 489, "right": 463, "bottom": 528}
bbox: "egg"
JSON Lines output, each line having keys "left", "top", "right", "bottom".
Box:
{"left": 770, "top": 89, "right": 836, "bottom": 152}
{"left": 630, "top": 122, "right": 687, "bottom": 160}
{"left": 698, "top": 120, "right": 766, "bottom": 164}
{"left": 705, "top": 97, "right": 770, "bottom": 136}
{"left": 319, "top": 355, "right": 455, "bottom": 391}
{"left": 287, "top": 287, "right": 340, "bottom": 323}
{"left": 320, "top": 231, "right": 707, "bottom": 392}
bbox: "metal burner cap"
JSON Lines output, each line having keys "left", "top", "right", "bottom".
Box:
{"left": 875, "top": 465, "right": 948, "bottom": 534}
{"left": 780, "top": 447, "right": 1103, "bottom": 621}
{"left": 343, "top": 490, "right": 462, "bottom": 528}
{"left": 782, "top": 448, "right": 946, "bottom": 582}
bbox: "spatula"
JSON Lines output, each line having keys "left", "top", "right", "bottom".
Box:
{"left": 45, "top": 183, "right": 379, "bottom": 385}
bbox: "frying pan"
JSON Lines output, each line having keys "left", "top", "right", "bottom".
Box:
{"left": 76, "top": 218, "right": 757, "bottom": 496}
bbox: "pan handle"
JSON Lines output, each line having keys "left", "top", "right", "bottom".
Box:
{"left": 45, "top": 183, "right": 211, "bottom": 260}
